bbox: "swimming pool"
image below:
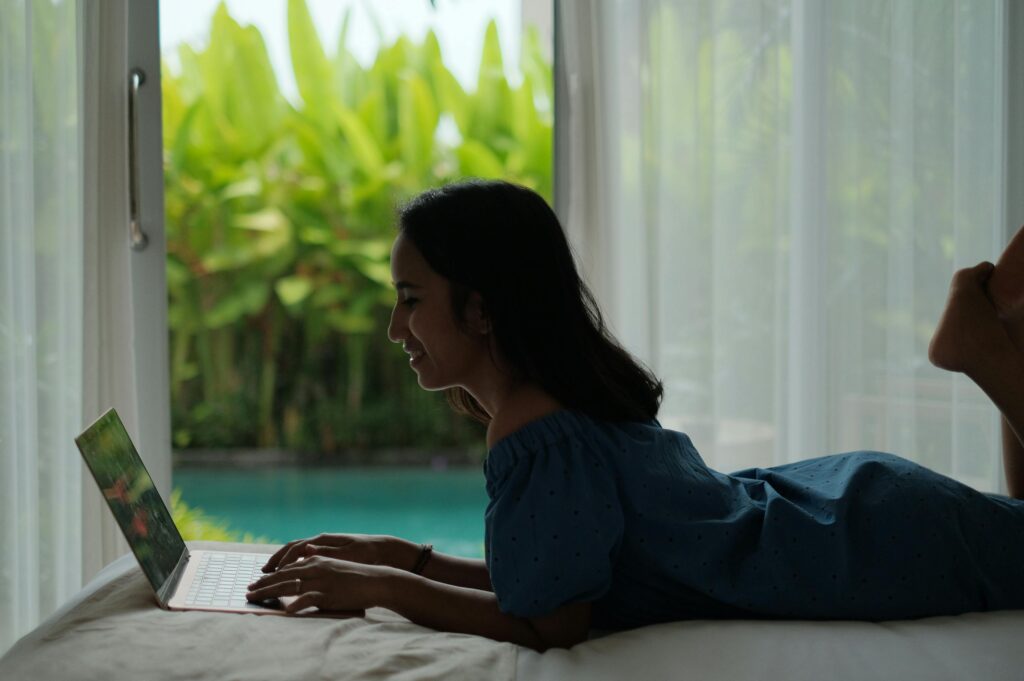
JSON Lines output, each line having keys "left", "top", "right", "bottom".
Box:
{"left": 173, "top": 466, "right": 488, "bottom": 558}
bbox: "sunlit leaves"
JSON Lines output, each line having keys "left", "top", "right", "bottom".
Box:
{"left": 162, "top": 0, "right": 552, "bottom": 449}
{"left": 287, "top": 0, "right": 336, "bottom": 130}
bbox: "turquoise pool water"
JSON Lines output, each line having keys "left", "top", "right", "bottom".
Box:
{"left": 173, "top": 466, "right": 488, "bottom": 558}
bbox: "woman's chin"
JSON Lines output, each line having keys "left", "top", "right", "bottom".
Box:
{"left": 414, "top": 371, "right": 455, "bottom": 393}
{"left": 413, "top": 371, "right": 440, "bottom": 390}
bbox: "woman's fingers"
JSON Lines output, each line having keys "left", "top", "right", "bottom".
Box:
{"left": 252, "top": 558, "right": 319, "bottom": 585}
{"left": 264, "top": 534, "right": 367, "bottom": 572}
{"left": 276, "top": 541, "right": 319, "bottom": 570}
{"left": 247, "top": 567, "right": 319, "bottom": 601}
{"left": 262, "top": 539, "right": 306, "bottom": 572}
{"left": 305, "top": 543, "right": 354, "bottom": 560}
{"left": 284, "top": 591, "right": 324, "bottom": 614}
{"left": 248, "top": 556, "right": 380, "bottom": 614}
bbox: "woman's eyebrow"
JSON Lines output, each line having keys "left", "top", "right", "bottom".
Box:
{"left": 393, "top": 281, "right": 421, "bottom": 291}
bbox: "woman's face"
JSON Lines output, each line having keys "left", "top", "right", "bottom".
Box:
{"left": 387, "top": 232, "right": 490, "bottom": 391}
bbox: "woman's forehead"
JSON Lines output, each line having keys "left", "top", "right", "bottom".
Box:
{"left": 390, "top": 233, "right": 435, "bottom": 284}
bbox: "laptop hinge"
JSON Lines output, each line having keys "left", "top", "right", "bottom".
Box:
{"left": 156, "top": 547, "right": 191, "bottom": 606}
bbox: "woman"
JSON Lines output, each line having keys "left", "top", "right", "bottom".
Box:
{"left": 247, "top": 180, "right": 1024, "bottom": 651}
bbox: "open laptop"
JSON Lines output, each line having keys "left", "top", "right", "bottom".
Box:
{"left": 75, "top": 407, "right": 325, "bottom": 616}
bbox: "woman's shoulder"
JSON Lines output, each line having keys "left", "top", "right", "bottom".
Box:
{"left": 487, "top": 407, "right": 662, "bottom": 457}
{"left": 486, "top": 386, "right": 670, "bottom": 462}
{"left": 487, "top": 408, "right": 578, "bottom": 453}
{"left": 485, "top": 388, "right": 566, "bottom": 450}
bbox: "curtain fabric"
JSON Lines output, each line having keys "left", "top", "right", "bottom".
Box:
{"left": 0, "top": 0, "right": 84, "bottom": 654}
{"left": 557, "top": 0, "right": 1019, "bottom": 491}
{"left": 1, "top": 0, "right": 135, "bottom": 655}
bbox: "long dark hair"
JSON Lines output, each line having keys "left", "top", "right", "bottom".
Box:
{"left": 398, "top": 179, "right": 663, "bottom": 424}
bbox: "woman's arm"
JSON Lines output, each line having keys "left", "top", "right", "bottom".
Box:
{"left": 246, "top": 557, "right": 591, "bottom": 651}
{"left": 379, "top": 568, "right": 591, "bottom": 651}
{"left": 386, "top": 537, "right": 493, "bottom": 592}
{"left": 260, "top": 534, "right": 493, "bottom": 592}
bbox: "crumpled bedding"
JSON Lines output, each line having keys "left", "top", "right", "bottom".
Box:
{"left": 520, "top": 609, "right": 1024, "bottom": 681}
{"left": 0, "top": 542, "right": 516, "bottom": 681}
{"left": 4, "top": 541, "right": 1024, "bottom": 681}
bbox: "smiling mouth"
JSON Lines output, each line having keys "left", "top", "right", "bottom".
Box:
{"left": 407, "top": 349, "right": 425, "bottom": 366}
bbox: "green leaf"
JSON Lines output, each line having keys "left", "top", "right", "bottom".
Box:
{"left": 334, "top": 103, "right": 386, "bottom": 176}
{"left": 289, "top": 111, "right": 353, "bottom": 182}
{"left": 232, "top": 25, "right": 286, "bottom": 145}
{"left": 471, "top": 21, "right": 511, "bottom": 139}
{"left": 350, "top": 258, "right": 394, "bottom": 287}
{"left": 333, "top": 7, "right": 367, "bottom": 108}
{"left": 275, "top": 275, "right": 314, "bottom": 307}
{"left": 288, "top": 0, "right": 335, "bottom": 129}
{"left": 431, "top": 61, "right": 468, "bottom": 134}
{"left": 220, "top": 177, "right": 262, "bottom": 201}
{"left": 327, "top": 238, "right": 392, "bottom": 259}
{"left": 166, "top": 257, "right": 192, "bottom": 287}
{"left": 325, "top": 310, "right": 375, "bottom": 334}
{"left": 520, "top": 26, "right": 553, "bottom": 113}
{"left": 205, "top": 281, "right": 270, "bottom": 328}
{"left": 357, "top": 89, "right": 389, "bottom": 152}
{"left": 202, "top": 218, "right": 292, "bottom": 272}
{"left": 398, "top": 72, "right": 438, "bottom": 176}
{"left": 168, "top": 101, "right": 202, "bottom": 172}
{"left": 298, "top": 224, "right": 333, "bottom": 245}
{"left": 456, "top": 139, "right": 504, "bottom": 178}
{"left": 233, "top": 208, "right": 287, "bottom": 231}
{"left": 309, "top": 282, "right": 352, "bottom": 307}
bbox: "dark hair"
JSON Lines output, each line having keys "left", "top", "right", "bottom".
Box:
{"left": 398, "top": 179, "right": 663, "bottom": 424}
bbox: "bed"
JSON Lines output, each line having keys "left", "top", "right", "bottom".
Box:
{"left": 3, "top": 541, "right": 1023, "bottom": 681}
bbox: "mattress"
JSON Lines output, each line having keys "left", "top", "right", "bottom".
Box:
{"left": 2, "top": 541, "right": 1022, "bottom": 681}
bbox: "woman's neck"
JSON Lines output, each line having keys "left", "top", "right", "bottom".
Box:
{"left": 484, "top": 384, "right": 564, "bottom": 450}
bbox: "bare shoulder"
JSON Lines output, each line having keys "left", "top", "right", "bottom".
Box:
{"left": 486, "top": 389, "right": 564, "bottom": 450}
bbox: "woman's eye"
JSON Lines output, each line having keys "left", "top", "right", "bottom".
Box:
{"left": 401, "top": 298, "right": 419, "bottom": 309}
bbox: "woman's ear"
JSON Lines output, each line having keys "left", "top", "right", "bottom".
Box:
{"left": 465, "top": 292, "right": 491, "bottom": 335}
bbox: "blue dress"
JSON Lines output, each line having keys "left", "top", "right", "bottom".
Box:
{"left": 482, "top": 410, "right": 1024, "bottom": 630}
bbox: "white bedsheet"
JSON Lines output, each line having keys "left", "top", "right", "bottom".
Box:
{"left": 4, "top": 541, "right": 1023, "bottom": 681}
{"left": 0, "top": 542, "right": 516, "bottom": 681}
{"left": 520, "top": 608, "right": 1024, "bottom": 681}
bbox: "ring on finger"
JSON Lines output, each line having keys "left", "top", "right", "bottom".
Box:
{"left": 293, "top": 578, "right": 301, "bottom": 594}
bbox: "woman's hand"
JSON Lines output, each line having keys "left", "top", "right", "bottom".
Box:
{"left": 246, "top": 555, "right": 394, "bottom": 614}
{"left": 261, "top": 533, "right": 411, "bottom": 573}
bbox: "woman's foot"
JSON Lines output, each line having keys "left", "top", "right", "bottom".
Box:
{"left": 930, "top": 260, "right": 1024, "bottom": 499}
{"left": 928, "top": 261, "right": 1018, "bottom": 376}
{"left": 987, "top": 224, "right": 1024, "bottom": 320}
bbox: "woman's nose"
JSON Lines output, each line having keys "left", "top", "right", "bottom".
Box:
{"left": 387, "top": 306, "right": 404, "bottom": 343}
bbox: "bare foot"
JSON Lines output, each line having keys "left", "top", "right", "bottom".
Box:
{"left": 928, "top": 261, "right": 1019, "bottom": 375}
{"left": 988, "top": 224, "right": 1024, "bottom": 320}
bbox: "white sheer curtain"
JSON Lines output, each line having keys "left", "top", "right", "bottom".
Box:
{"left": 557, "top": 0, "right": 1023, "bottom": 491}
{"left": 1, "top": 0, "right": 136, "bottom": 655}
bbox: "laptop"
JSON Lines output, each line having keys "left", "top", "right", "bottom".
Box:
{"left": 75, "top": 407, "right": 349, "bottom": 616}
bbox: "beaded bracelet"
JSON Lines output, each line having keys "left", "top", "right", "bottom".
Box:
{"left": 411, "top": 543, "right": 433, "bottom": 575}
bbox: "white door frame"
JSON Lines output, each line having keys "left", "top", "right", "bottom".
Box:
{"left": 128, "top": 0, "right": 171, "bottom": 498}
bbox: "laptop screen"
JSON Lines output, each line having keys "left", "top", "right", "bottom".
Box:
{"left": 75, "top": 408, "right": 186, "bottom": 593}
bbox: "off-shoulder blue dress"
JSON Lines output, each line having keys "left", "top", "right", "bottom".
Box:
{"left": 483, "top": 410, "right": 1024, "bottom": 630}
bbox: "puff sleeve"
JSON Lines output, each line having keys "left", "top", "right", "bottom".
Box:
{"left": 483, "top": 428, "right": 624, "bottom": 619}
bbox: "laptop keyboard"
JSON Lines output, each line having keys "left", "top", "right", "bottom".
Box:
{"left": 184, "top": 552, "right": 267, "bottom": 608}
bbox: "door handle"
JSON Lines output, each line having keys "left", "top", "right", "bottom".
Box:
{"left": 128, "top": 67, "right": 149, "bottom": 251}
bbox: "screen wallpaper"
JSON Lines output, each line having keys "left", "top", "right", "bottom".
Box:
{"left": 76, "top": 409, "right": 186, "bottom": 592}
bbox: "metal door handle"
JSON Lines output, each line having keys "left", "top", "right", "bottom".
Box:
{"left": 128, "top": 68, "right": 149, "bottom": 251}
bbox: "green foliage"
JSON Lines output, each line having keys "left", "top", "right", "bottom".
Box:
{"left": 163, "top": 1, "right": 552, "bottom": 453}
{"left": 170, "top": 488, "right": 271, "bottom": 543}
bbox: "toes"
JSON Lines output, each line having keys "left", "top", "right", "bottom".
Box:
{"left": 989, "top": 226, "right": 1024, "bottom": 320}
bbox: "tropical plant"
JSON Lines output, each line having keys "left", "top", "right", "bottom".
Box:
{"left": 170, "top": 489, "right": 271, "bottom": 543}
{"left": 162, "top": 0, "right": 552, "bottom": 455}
